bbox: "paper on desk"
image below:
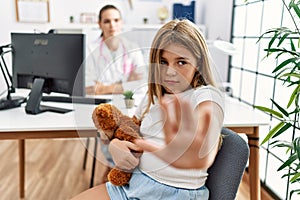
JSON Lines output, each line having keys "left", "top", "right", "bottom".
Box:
{"left": 85, "top": 94, "right": 113, "bottom": 100}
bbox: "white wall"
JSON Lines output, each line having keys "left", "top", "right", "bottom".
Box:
{"left": 0, "top": 0, "right": 233, "bottom": 97}
{"left": 0, "top": 0, "right": 206, "bottom": 44}
{"left": 203, "top": 0, "right": 233, "bottom": 82}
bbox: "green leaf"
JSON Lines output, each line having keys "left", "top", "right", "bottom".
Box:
{"left": 278, "top": 32, "right": 290, "bottom": 46}
{"left": 289, "top": 107, "right": 300, "bottom": 115}
{"left": 282, "top": 171, "right": 298, "bottom": 179}
{"left": 280, "top": 73, "right": 300, "bottom": 79}
{"left": 287, "top": 84, "right": 300, "bottom": 108}
{"left": 290, "top": 173, "right": 300, "bottom": 182}
{"left": 272, "top": 58, "right": 298, "bottom": 73}
{"left": 274, "top": 68, "right": 289, "bottom": 79}
{"left": 281, "top": 170, "right": 300, "bottom": 182}
{"left": 257, "top": 29, "right": 278, "bottom": 43}
{"left": 261, "top": 122, "right": 285, "bottom": 145}
{"left": 295, "top": 137, "right": 300, "bottom": 161}
{"left": 269, "top": 140, "right": 280, "bottom": 146}
{"left": 278, "top": 154, "right": 297, "bottom": 171}
{"left": 290, "top": 189, "right": 300, "bottom": 198}
{"left": 271, "top": 99, "right": 289, "bottom": 117}
{"left": 266, "top": 48, "right": 299, "bottom": 57}
{"left": 254, "top": 105, "right": 284, "bottom": 118}
{"left": 265, "top": 48, "right": 283, "bottom": 53}
{"left": 268, "top": 32, "right": 279, "bottom": 49}
{"left": 123, "top": 90, "right": 134, "bottom": 99}
{"left": 273, "top": 123, "right": 293, "bottom": 138}
{"left": 290, "top": 38, "right": 296, "bottom": 51}
{"left": 289, "top": 0, "right": 300, "bottom": 18}
{"left": 273, "top": 141, "right": 293, "bottom": 149}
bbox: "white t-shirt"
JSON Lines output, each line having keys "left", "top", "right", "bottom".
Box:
{"left": 134, "top": 85, "right": 225, "bottom": 189}
{"left": 85, "top": 36, "right": 147, "bottom": 92}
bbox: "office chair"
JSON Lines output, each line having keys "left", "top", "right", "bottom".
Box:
{"left": 206, "top": 127, "right": 249, "bottom": 200}
{"left": 83, "top": 127, "right": 250, "bottom": 197}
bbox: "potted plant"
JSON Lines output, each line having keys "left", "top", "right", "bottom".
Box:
{"left": 123, "top": 90, "right": 135, "bottom": 108}
{"left": 253, "top": 0, "right": 300, "bottom": 198}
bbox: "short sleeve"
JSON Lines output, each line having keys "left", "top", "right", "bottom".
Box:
{"left": 192, "top": 86, "right": 225, "bottom": 112}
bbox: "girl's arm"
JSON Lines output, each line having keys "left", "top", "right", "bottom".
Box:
{"left": 135, "top": 96, "right": 223, "bottom": 169}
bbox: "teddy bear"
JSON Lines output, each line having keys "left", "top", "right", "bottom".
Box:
{"left": 92, "top": 103, "right": 142, "bottom": 186}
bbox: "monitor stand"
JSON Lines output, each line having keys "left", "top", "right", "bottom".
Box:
{"left": 25, "top": 78, "right": 73, "bottom": 115}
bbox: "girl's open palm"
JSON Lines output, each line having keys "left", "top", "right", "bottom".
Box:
{"left": 135, "top": 96, "right": 212, "bottom": 169}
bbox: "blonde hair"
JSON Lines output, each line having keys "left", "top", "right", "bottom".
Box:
{"left": 143, "top": 19, "right": 216, "bottom": 117}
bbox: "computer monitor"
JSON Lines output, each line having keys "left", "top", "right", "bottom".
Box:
{"left": 11, "top": 32, "right": 85, "bottom": 114}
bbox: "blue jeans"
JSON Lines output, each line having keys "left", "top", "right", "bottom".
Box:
{"left": 106, "top": 169, "right": 209, "bottom": 200}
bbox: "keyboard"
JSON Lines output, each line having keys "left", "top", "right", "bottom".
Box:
{"left": 41, "top": 95, "right": 111, "bottom": 105}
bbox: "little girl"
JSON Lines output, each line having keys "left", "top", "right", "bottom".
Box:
{"left": 72, "top": 19, "right": 224, "bottom": 200}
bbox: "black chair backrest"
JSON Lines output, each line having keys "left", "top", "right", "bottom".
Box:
{"left": 206, "top": 127, "right": 249, "bottom": 200}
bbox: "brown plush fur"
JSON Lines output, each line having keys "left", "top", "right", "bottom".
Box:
{"left": 92, "top": 103, "right": 141, "bottom": 186}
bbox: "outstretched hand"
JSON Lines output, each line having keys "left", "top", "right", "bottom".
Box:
{"left": 135, "top": 96, "right": 211, "bottom": 169}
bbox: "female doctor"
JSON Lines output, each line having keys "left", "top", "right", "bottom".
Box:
{"left": 85, "top": 5, "right": 146, "bottom": 95}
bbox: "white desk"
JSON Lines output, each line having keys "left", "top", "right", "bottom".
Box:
{"left": 224, "top": 97, "right": 269, "bottom": 200}
{"left": 0, "top": 101, "right": 97, "bottom": 199}
{"left": 0, "top": 95, "right": 269, "bottom": 200}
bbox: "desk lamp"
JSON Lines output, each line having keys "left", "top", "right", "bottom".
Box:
{"left": 207, "top": 39, "right": 238, "bottom": 96}
{"left": 208, "top": 39, "right": 238, "bottom": 56}
{"left": 0, "top": 44, "right": 26, "bottom": 110}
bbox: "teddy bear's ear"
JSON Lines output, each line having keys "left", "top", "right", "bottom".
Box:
{"left": 92, "top": 104, "right": 120, "bottom": 131}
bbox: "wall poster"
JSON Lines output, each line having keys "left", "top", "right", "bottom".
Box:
{"left": 15, "top": 0, "right": 50, "bottom": 23}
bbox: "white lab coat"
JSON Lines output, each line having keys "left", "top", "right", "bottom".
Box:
{"left": 85, "top": 36, "right": 147, "bottom": 93}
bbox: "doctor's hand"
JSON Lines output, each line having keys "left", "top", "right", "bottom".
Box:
{"left": 109, "top": 138, "right": 142, "bottom": 171}
{"left": 86, "top": 81, "right": 123, "bottom": 95}
{"left": 128, "top": 70, "right": 142, "bottom": 82}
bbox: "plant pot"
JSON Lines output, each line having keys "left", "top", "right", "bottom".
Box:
{"left": 124, "top": 99, "right": 134, "bottom": 109}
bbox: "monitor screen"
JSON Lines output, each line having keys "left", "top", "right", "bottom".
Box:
{"left": 11, "top": 32, "right": 85, "bottom": 97}
{"left": 11, "top": 33, "right": 85, "bottom": 114}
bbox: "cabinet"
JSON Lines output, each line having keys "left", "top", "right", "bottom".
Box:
{"left": 51, "top": 23, "right": 206, "bottom": 47}
{"left": 51, "top": 23, "right": 99, "bottom": 44}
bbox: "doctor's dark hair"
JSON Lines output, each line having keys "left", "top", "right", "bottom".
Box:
{"left": 147, "top": 19, "right": 216, "bottom": 104}
{"left": 98, "top": 5, "right": 122, "bottom": 22}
